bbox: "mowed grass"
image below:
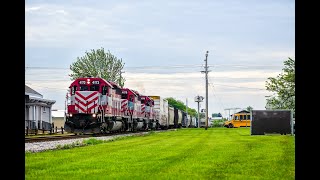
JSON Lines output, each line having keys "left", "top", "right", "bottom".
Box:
{"left": 25, "top": 128, "right": 295, "bottom": 180}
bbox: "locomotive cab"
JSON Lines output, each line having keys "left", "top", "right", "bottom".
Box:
{"left": 64, "top": 77, "right": 113, "bottom": 134}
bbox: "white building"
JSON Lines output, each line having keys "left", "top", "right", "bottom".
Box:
{"left": 25, "top": 85, "right": 56, "bottom": 130}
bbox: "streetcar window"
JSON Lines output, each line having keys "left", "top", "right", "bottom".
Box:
{"left": 240, "top": 115, "right": 244, "bottom": 120}
{"left": 102, "top": 86, "right": 108, "bottom": 95}
{"left": 80, "top": 85, "right": 88, "bottom": 91}
{"left": 247, "top": 115, "right": 250, "bottom": 120}
{"left": 90, "top": 85, "right": 100, "bottom": 91}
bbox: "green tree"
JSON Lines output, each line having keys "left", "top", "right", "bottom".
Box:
{"left": 212, "top": 113, "right": 222, "bottom": 117}
{"left": 246, "top": 106, "right": 253, "bottom": 112}
{"left": 165, "top": 97, "right": 198, "bottom": 117}
{"left": 265, "top": 57, "right": 295, "bottom": 113}
{"left": 69, "top": 48, "right": 126, "bottom": 87}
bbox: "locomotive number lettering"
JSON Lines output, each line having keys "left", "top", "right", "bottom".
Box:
{"left": 92, "top": 81, "right": 100, "bottom": 84}
{"left": 122, "top": 91, "right": 127, "bottom": 94}
{"left": 79, "top": 81, "right": 86, "bottom": 84}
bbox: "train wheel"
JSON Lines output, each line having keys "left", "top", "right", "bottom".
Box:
{"left": 228, "top": 124, "right": 233, "bottom": 128}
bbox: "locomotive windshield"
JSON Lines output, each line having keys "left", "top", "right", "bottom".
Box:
{"left": 90, "top": 85, "right": 100, "bottom": 91}
{"left": 80, "top": 85, "right": 88, "bottom": 91}
{"left": 121, "top": 90, "right": 128, "bottom": 99}
{"left": 121, "top": 94, "right": 128, "bottom": 99}
{"left": 78, "top": 85, "right": 100, "bottom": 91}
{"left": 102, "top": 86, "right": 108, "bottom": 95}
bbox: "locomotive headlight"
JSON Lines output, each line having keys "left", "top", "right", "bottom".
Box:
{"left": 92, "top": 114, "right": 96, "bottom": 118}
{"left": 69, "top": 113, "right": 73, "bottom": 117}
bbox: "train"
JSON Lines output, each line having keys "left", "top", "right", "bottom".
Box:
{"left": 64, "top": 77, "right": 197, "bottom": 134}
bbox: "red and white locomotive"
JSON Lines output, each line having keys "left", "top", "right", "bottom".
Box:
{"left": 64, "top": 77, "right": 158, "bottom": 134}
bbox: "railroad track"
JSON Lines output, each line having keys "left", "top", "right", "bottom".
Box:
{"left": 25, "top": 129, "right": 173, "bottom": 143}
{"left": 25, "top": 134, "right": 94, "bottom": 143}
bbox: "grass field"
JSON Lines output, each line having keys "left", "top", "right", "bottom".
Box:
{"left": 25, "top": 128, "right": 295, "bottom": 179}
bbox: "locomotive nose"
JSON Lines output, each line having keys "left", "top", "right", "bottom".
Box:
{"left": 79, "top": 119, "right": 86, "bottom": 127}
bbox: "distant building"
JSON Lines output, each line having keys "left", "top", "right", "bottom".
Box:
{"left": 212, "top": 113, "right": 223, "bottom": 120}
{"left": 25, "top": 85, "right": 56, "bottom": 130}
{"left": 52, "top": 110, "right": 66, "bottom": 130}
{"left": 209, "top": 113, "right": 223, "bottom": 127}
{"left": 212, "top": 113, "right": 222, "bottom": 118}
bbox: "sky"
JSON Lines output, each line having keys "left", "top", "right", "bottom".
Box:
{"left": 25, "top": 0, "right": 295, "bottom": 118}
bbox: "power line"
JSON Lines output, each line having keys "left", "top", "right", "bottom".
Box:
{"left": 25, "top": 63, "right": 282, "bottom": 70}
{"left": 25, "top": 80, "right": 71, "bottom": 82}
{"left": 25, "top": 65, "right": 202, "bottom": 70}
{"left": 208, "top": 81, "right": 226, "bottom": 112}
{"left": 25, "top": 77, "right": 267, "bottom": 90}
{"left": 25, "top": 67, "right": 69, "bottom": 70}
{"left": 211, "top": 64, "right": 282, "bottom": 68}
{"left": 213, "top": 83, "right": 265, "bottom": 90}
{"left": 25, "top": 84, "right": 68, "bottom": 91}
{"left": 25, "top": 74, "right": 271, "bottom": 82}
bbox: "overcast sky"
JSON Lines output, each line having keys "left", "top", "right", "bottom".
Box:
{"left": 25, "top": 0, "right": 295, "bottom": 118}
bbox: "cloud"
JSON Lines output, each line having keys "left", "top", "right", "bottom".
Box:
{"left": 26, "top": 4, "right": 131, "bottom": 47}
{"left": 25, "top": 6, "right": 41, "bottom": 12}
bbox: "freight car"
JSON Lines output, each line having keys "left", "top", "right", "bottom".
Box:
{"left": 148, "top": 96, "right": 169, "bottom": 130}
{"left": 174, "top": 107, "right": 183, "bottom": 128}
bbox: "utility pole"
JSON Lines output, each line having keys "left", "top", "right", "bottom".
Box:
{"left": 119, "top": 71, "right": 125, "bottom": 88}
{"left": 201, "top": 51, "right": 209, "bottom": 130}
{"left": 224, "top": 108, "right": 241, "bottom": 120}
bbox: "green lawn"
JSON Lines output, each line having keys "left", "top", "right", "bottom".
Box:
{"left": 25, "top": 128, "right": 295, "bottom": 180}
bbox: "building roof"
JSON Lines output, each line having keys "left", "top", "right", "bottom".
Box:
{"left": 236, "top": 110, "right": 250, "bottom": 114}
{"left": 25, "top": 85, "right": 56, "bottom": 106}
{"left": 26, "top": 96, "right": 56, "bottom": 106}
{"left": 25, "top": 85, "right": 43, "bottom": 98}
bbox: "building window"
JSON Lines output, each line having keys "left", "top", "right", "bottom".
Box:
{"left": 43, "top": 107, "right": 47, "bottom": 113}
